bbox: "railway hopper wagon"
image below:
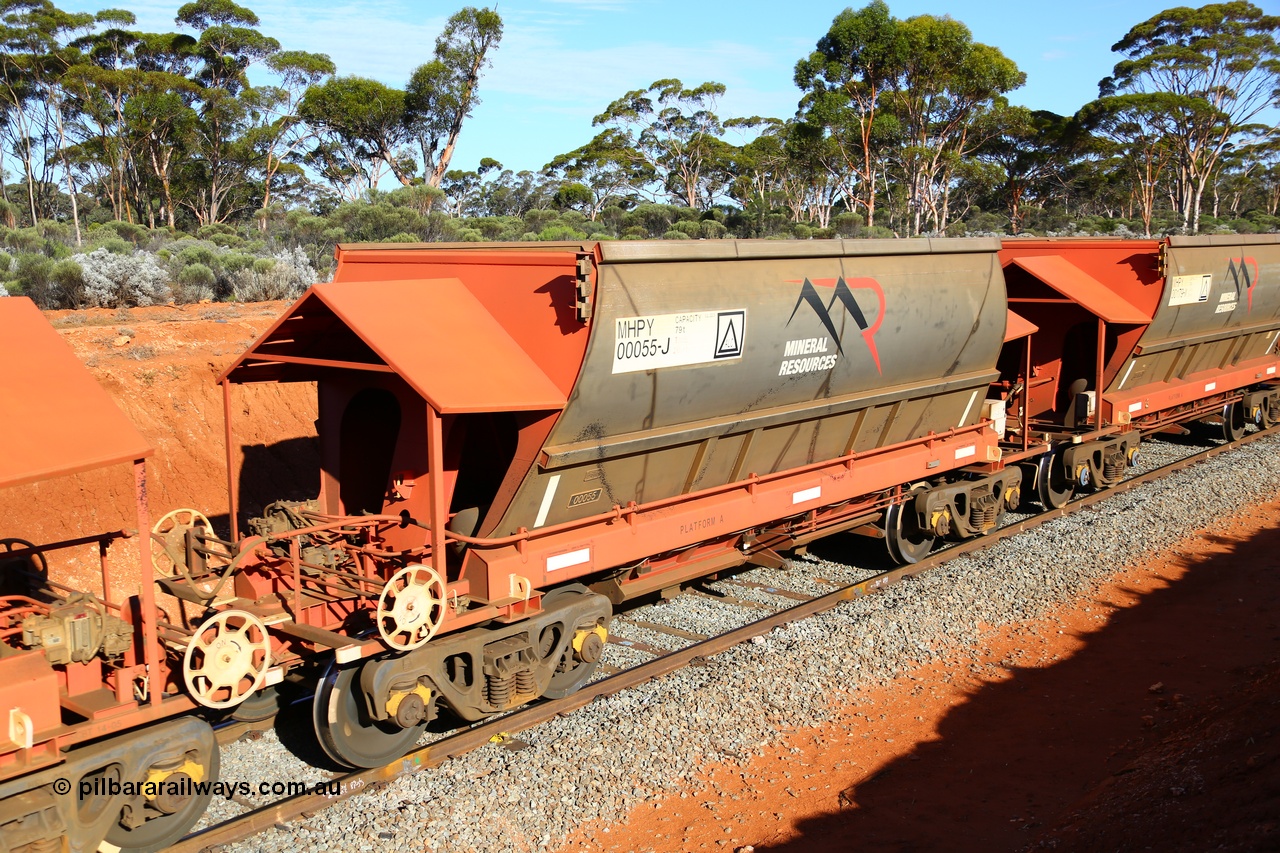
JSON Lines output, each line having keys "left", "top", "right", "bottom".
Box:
{"left": 0, "top": 298, "right": 220, "bottom": 853}
{"left": 998, "top": 235, "right": 1280, "bottom": 508}
{"left": 153, "top": 238, "right": 1023, "bottom": 769}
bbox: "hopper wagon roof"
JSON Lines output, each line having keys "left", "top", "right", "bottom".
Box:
{"left": 221, "top": 279, "right": 566, "bottom": 413}
{"left": 0, "top": 297, "right": 152, "bottom": 489}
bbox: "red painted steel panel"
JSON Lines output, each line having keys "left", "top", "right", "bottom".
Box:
{"left": 223, "top": 280, "right": 567, "bottom": 413}
{"left": 0, "top": 297, "right": 152, "bottom": 488}
{"left": 1008, "top": 255, "right": 1151, "bottom": 324}
{"left": 1004, "top": 309, "right": 1038, "bottom": 341}
{"left": 329, "top": 245, "right": 589, "bottom": 399}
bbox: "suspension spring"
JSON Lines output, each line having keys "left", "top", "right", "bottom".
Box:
{"left": 969, "top": 501, "right": 998, "bottom": 530}
{"left": 486, "top": 673, "right": 514, "bottom": 707}
{"left": 515, "top": 668, "right": 536, "bottom": 696}
{"left": 1104, "top": 452, "right": 1125, "bottom": 483}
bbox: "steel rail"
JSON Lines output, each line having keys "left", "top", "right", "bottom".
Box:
{"left": 168, "top": 426, "right": 1278, "bottom": 853}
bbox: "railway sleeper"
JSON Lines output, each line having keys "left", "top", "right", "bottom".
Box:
{"left": 359, "top": 587, "right": 611, "bottom": 726}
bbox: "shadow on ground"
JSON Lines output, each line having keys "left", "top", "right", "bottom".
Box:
{"left": 759, "top": 520, "right": 1280, "bottom": 853}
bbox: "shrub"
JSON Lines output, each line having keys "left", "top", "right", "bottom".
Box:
{"left": 5, "top": 227, "right": 43, "bottom": 252}
{"left": 699, "top": 220, "right": 729, "bottom": 239}
{"left": 35, "top": 220, "right": 70, "bottom": 243}
{"left": 661, "top": 229, "right": 691, "bottom": 240}
{"left": 94, "top": 220, "right": 150, "bottom": 246}
{"left": 87, "top": 233, "right": 134, "bottom": 255}
{"left": 230, "top": 247, "right": 316, "bottom": 302}
{"left": 73, "top": 248, "right": 172, "bottom": 307}
{"left": 15, "top": 253, "right": 54, "bottom": 307}
{"left": 174, "top": 263, "right": 216, "bottom": 303}
{"left": 627, "top": 204, "right": 676, "bottom": 237}
{"left": 196, "top": 222, "right": 240, "bottom": 247}
{"left": 538, "top": 224, "right": 587, "bottom": 241}
{"left": 50, "top": 259, "right": 87, "bottom": 306}
{"left": 220, "top": 252, "right": 255, "bottom": 274}
{"left": 174, "top": 242, "right": 219, "bottom": 270}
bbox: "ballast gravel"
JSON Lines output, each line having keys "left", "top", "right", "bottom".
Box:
{"left": 214, "top": 432, "right": 1280, "bottom": 853}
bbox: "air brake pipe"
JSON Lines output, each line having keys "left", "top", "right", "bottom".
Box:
{"left": 253, "top": 420, "right": 998, "bottom": 554}
{"left": 1023, "top": 335, "right": 1031, "bottom": 452}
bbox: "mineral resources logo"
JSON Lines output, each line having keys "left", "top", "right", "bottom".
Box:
{"left": 783, "top": 276, "right": 885, "bottom": 375}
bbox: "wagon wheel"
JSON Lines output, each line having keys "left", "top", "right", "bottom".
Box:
{"left": 182, "top": 610, "right": 270, "bottom": 710}
{"left": 1262, "top": 396, "right": 1280, "bottom": 430}
{"left": 1036, "top": 449, "right": 1074, "bottom": 509}
{"left": 1222, "top": 401, "right": 1247, "bottom": 443}
{"left": 541, "top": 584, "right": 610, "bottom": 700}
{"left": 101, "top": 722, "right": 219, "bottom": 853}
{"left": 0, "top": 537, "right": 48, "bottom": 582}
{"left": 313, "top": 658, "right": 426, "bottom": 769}
{"left": 376, "top": 565, "right": 446, "bottom": 651}
{"left": 884, "top": 484, "right": 936, "bottom": 565}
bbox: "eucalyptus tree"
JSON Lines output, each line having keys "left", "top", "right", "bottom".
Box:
{"left": 794, "top": 0, "right": 903, "bottom": 227}
{"left": 795, "top": 2, "right": 1023, "bottom": 235}
{"left": 174, "top": 0, "right": 281, "bottom": 224}
{"left": 65, "top": 19, "right": 199, "bottom": 226}
{"left": 885, "top": 13, "right": 1024, "bottom": 234}
{"left": 543, "top": 128, "right": 653, "bottom": 220}
{"left": 441, "top": 157, "right": 495, "bottom": 216}
{"left": 976, "top": 105, "right": 1074, "bottom": 234}
{"left": 722, "top": 117, "right": 842, "bottom": 231}
{"left": 593, "top": 78, "right": 735, "bottom": 210}
{"left": 1101, "top": 1, "right": 1280, "bottom": 232}
{"left": 0, "top": 0, "right": 105, "bottom": 234}
{"left": 1077, "top": 95, "right": 1178, "bottom": 236}
{"left": 403, "top": 6, "right": 502, "bottom": 189}
{"left": 1250, "top": 136, "right": 1280, "bottom": 216}
{"left": 299, "top": 75, "right": 412, "bottom": 199}
{"left": 121, "top": 31, "right": 199, "bottom": 228}
{"left": 248, "top": 49, "right": 335, "bottom": 218}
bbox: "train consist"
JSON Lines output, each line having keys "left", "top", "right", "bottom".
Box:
{"left": 1, "top": 234, "right": 1277, "bottom": 851}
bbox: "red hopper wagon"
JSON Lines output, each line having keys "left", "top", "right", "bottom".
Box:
{"left": 160, "top": 238, "right": 1023, "bottom": 768}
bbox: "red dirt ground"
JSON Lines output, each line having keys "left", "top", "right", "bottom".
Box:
{"left": 561, "top": 499, "right": 1280, "bottom": 853}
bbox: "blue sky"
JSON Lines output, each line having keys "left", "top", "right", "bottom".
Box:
{"left": 59, "top": 0, "right": 1280, "bottom": 176}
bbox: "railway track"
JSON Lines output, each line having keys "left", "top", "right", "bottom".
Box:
{"left": 169, "top": 425, "right": 1279, "bottom": 853}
